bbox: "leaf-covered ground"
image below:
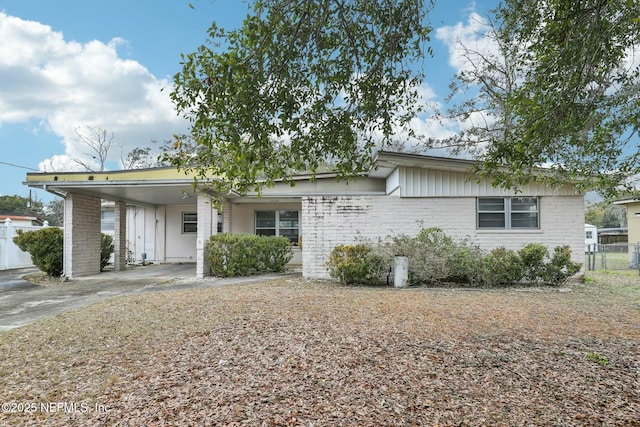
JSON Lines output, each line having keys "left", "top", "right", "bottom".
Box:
{"left": 1, "top": 271, "right": 639, "bottom": 426}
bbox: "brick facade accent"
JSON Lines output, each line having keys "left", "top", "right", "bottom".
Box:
{"left": 64, "top": 193, "right": 101, "bottom": 278}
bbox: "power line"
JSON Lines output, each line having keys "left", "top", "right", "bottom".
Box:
{"left": 0, "top": 161, "right": 39, "bottom": 171}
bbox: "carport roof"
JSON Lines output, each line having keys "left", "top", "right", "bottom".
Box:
{"left": 24, "top": 167, "right": 209, "bottom": 206}
{"left": 24, "top": 152, "right": 483, "bottom": 206}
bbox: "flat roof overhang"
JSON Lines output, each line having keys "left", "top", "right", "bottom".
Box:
{"left": 23, "top": 168, "right": 385, "bottom": 206}
{"left": 24, "top": 168, "right": 210, "bottom": 206}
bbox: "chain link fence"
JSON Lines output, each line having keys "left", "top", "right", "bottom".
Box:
{"left": 586, "top": 243, "right": 640, "bottom": 271}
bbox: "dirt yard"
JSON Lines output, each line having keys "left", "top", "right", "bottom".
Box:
{"left": 0, "top": 271, "right": 639, "bottom": 426}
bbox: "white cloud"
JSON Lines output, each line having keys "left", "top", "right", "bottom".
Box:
{"left": 435, "top": 12, "right": 498, "bottom": 75}
{"left": 38, "top": 154, "right": 98, "bottom": 173}
{"left": 0, "top": 12, "right": 188, "bottom": 171}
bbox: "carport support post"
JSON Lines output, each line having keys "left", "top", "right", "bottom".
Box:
{"left": 196, "top": 193, "right": 216, "bottom": 279}
{"left": 64, "top": 192, "right": 102, "bottom": 278}
{"left": 113, "top": 201, "right": 127, "bottom": 271}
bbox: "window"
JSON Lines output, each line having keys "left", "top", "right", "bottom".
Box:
{"left": 477, "top": 197, "right": 539, "bottom": 229}
{"left": 586, "top": 230, "right": 593, "bottom": 239}
{"left": 101, "top": 210, "right": 115, "bottom": 232}
{"left": 182, "top": 212, "right": 197, "bottom": 233}
{"left": 255, "top": 210, "right": 299, "bottom": 244}
{"left": 217, "top": 213, "right": 223, "bottom": 233}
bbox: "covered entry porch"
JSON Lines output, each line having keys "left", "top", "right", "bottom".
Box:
{"left": 24, "top": 168, "right": 306, "bottom": 279}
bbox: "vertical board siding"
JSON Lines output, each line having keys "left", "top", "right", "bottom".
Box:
{"left": 398, "top": 167, "right": 579, "bottom": 197}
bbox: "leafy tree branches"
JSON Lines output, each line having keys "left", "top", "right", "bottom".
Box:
{"left": 446, "top": 0, "right": 640, "bottom": 196}
{"left": 170, "top": 0, "right": 433, "bottom": 195}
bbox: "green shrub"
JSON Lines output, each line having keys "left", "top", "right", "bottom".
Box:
{"left": 447, "top": 241, "right": 487, "bottom": 285}
{"left": 375, "top": 228, "right": 487, "bottom": 285}
{"left": 415, "top": 227, "right": 455, "bottom": 248}
{"left": 518, "top": 243, "right": 549, "bottom": 282}
{"left": 255, "top": 234, "right": 295, "bottom": 272}
{"left": 326, "top": 244, "right": 386, "bottom": 285}
{"left": 100, "top": 233, "right": 114, "bottom": 271}
{"left": 543, "top": 245, "right": 582, "bottom": 285}
{"left": 208, "top": 233, "right": 293, "bottom": 277}
{"left": 481, "top": 247, "right": 525, "bottom": 285}
{"left": 13, "top": 227, "right": 64, "bottom": 277}
{"left": 375, "top": 229, "right": 454, "bottom": 285}
{"left": 336, "top": 230, "right": 582, "bottom": 287}
{"left": 516, "top": 243, "right": 582, "bottom": 285}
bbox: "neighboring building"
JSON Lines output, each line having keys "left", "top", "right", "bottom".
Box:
{"left": 585, "top": 223, "right": 598, "bottom": 252}
{"left": 24, "top": 151, "right": 586, "bottom": 279}
{"left": 597, "top": 227, "right": 628, "bottom": 245}
{"left": 0, "top": 214, "right": 44, "bottom": 227}
{"left": 613, "top": 198, "right": 640, "bottom": 266}
{"left": 613, "top": 198, "right": 640, "bottom": 241}
{"left": 612, "top": 197, "right": 639, "bottom": 244}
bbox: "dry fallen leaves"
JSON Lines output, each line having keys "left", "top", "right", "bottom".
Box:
{"left": 0, "top": 272, "right": 639, "bottom": 426}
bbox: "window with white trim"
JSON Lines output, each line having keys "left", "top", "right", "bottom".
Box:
{"left": 182, "top": 212, "right": 197, "bottom": 233}
{"left": 477, "top": 197, "right": 539, "bottom": 229}
{"left": 255, "top": 210, "right": 299, "bottom": 244}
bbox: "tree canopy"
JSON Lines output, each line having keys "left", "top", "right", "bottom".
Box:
{"left": 171, "top": 0, "right": 639, "bottom": 198}
{"left": 0, "top": 195, "right": 62, "bottom": 226}
{"left": 0, "top": 195, "right": 39, "bottom": 216}
{"left": 478, "top": 0, "right": 639, "bottom": 196}
{"left": 585, "top": 202, "right": 628, "bottom": 228}
{"left": 170, "top": 0, "right": 433, "bottom": 195}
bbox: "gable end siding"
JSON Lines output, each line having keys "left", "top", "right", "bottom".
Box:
{"left": 397, "top": 167, "right": 579, "bottom": 198}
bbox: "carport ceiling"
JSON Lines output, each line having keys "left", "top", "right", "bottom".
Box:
{"left": 27, "top": 180, "right": 199, "bottom": 206}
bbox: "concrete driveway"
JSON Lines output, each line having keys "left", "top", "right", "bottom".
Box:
{"left": 0, "top": 268, "right": 40, "bottom": 292}
{"left": 0, "top": 264, "right": 298, "bottom": 332}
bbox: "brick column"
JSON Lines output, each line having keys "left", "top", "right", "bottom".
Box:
{"left": 222, "top": 201, "right": 232, "bottom": 233}
{"left": 64, "top": 193, "right": 101, "bottom": 278}
{"left": 196, "top": 193, "right": 216, "bottom": 279}
{"left": 113, "top": 201, "right": 127, "bottom": 271}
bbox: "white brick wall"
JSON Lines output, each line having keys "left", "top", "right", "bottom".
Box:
{"left": 64, "top": 193, "right": 101, "bottom": 278}
{"left": 302, "top": 195, "right": 585, "bottom": 279}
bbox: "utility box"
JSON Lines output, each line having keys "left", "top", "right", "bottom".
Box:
{"left": 394, "top": 256, "right": 409, "bottom": 288}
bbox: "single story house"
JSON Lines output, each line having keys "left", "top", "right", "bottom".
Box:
{"left": 24, "top": 151, "right": 586, "bottom": 279}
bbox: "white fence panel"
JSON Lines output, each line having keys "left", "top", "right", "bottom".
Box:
{"left": 0, "top": 219, "right": 42, "bottom": 270}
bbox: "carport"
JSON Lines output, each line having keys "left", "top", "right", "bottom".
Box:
{"left": 24, "top": 168, "right": 219, "bottom": 279}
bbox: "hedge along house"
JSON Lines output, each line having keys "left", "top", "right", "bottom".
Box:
{"left": 24, "top": 151, "right": 586, "bottom": 280}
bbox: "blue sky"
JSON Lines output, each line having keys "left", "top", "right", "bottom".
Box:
{"left": 0, "top": 0, "right": 498, "bottom": 203}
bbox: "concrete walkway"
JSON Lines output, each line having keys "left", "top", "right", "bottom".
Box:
{"left": 0, "top": 264, "right": 300, "bottom": 332}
